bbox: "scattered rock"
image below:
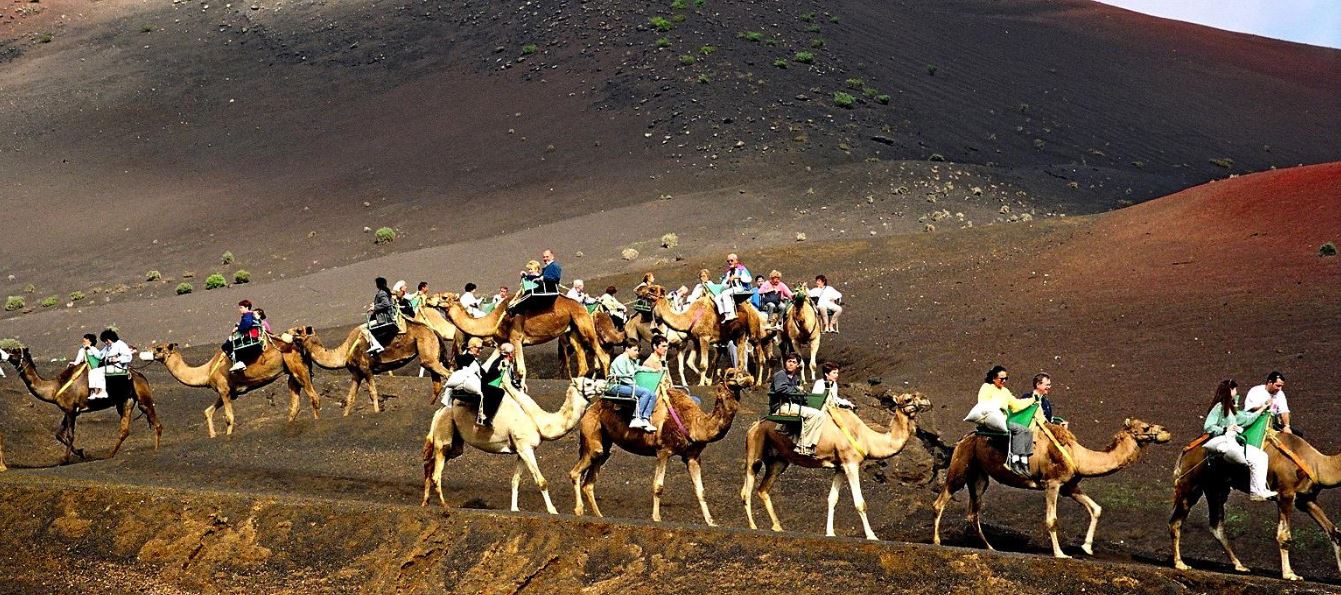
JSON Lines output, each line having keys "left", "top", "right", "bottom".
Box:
{"left": 870, "top": 135, "right": 895, "bottom": 145}
{"left": 795, "top": 232, "right": 807, "bottom": 242}
{"left": 923, "top": 223, "right": 936, "bottom": 232}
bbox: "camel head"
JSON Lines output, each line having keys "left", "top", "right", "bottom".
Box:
{"left": 884, "top": 391, "right": 932, "bottom": 418}
{"left": 150, "top": 343, "right": 181, "bottom": 362}
{"left": 721, "top": 368, "right": 756, "bottom": 390}
{"left": 1122, "top": 418, "right": 1172, "bottom": 444}
{"left": 0, "top": 346, "right": 22, "bottom": 368}
{"left": 434, "top": 292, "right": 461, "bottom": 308}
{"left": 644, "top": 284, "right": 668, "bottom": 300}
{"left": 570, "top": 377, "right": 608, "bottom": 400}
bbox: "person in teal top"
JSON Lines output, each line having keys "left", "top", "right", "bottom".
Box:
{"left": 1201, "top": 379, "right": 1276, "bottom": 501}
{"left": 609, "top": 343, "right": 657, "bottom": 432}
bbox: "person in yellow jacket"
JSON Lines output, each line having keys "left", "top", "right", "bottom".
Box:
{"left": 977, "top": 365, "right": 1037, "bottom": 475}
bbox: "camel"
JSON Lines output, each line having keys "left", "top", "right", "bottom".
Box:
{"left": 569, "top": 368, "right": 755, "bottom": 526}
{"left": 560, "top": 309, "right": 625, "bottom": 377}
{"left": 150, "top": 340, "right": 319, "bottom": 437}
{"left": 289, "top": 321, "right": 452, "bottom": 414}
{"left": 1170, "top": 431, "right": 1341, "bottom": 581}
{"left": 650, "top": 288, "right": 766, "bottom": 386}
{"left": 2, "top": 348, "right": 162, "bottom": 464}
{"left": 784, "top": 292, "right": 822, "bottom": 383}
{"left": 932, "top": 418, "right": 1172, "bottom": 558}
{"left": 741, "top": 391, "right": 932, "bottom": 539}
{"left": 421, "top": 373, "right": 603, "bottom": 513}
{"left": 437, "top": 292, "right": 610, "bottom": 381}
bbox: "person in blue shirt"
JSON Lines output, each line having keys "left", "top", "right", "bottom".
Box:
{"left": 540, "top": 249, "right": 561, "bottom": 291}
{"left": 223, "top": 299, "right": 258, "bottom": 371}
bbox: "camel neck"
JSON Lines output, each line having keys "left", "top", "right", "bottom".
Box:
{"left": 162, "top": 352, "right": 217, "bottom": 387}
{"left": 14, "top": 353, "right": 59, "bottom": 404}
{"left": 306, "top": 333, "right": 351, "bottom": 369}
{"left": 692, "top": 383, "right": 741, "bottom": 442}
{"left": 864, "top": 411, "right": 915, "bottom": 460}
{"left": 1071, "top": 432, "right": 1141, "bottom": 477}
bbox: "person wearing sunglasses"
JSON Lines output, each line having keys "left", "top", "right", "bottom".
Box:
{"left": 976, "top": 365, "right": 1037, "bottom": 475}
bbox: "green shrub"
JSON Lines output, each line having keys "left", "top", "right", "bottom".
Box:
{"left": 182, "top": 270, "right": 195, "bottom": 278}
{"left": 805, "top": 24, "right": 821, "bottom": 33}
{"left": 175, "top": 282, "right": 194, "bottom": 295}
{"left": 699, "top": 44, "right": 716, "bottom": 55}
{"left": 661, "top": 233, "right": 679, "bottom": 248}
{"left": 829, "top": 15, "right": 840, "bottom": 23}
{"left": 876, "top": 94, "right": 891, "bottom": 105}
{"left": 670, "top": 0, "right": 686, "bottom": 9}
{"left": 140, "top": 24, "right": 155, "bottom": 33}
{"left": 739, "top": 31, "right": 763, "bottom": 42}
{"left": 772, "top": 58, "right": 788, "bottom": 68}
{"left": 521, "top": 43, "right": 537, "bottom": 55}
{"left": 655, "top": 37, "right": 671, "bottom": 48}
{"left": 233, "top": 270, "right": 251, "bottom": 284}
{"left": 649, "top": 16, "right": 673, "bottom": 31}
{"left": 221, "top": 250, "right": 235, "bottom": 265}
{"left": 926, "top": 64, "right": 938, "bottom": 76}
{"left": 810, "top": 38, "right": 825, "bottom": 48}
{"left": 693, "top": 0, "right": 705, "bottom": 7}
{"left": 862, "top": 86, "right": 879, "bottom": 97}
{"left": 22, "top": 283, "right": 35, "bottom": 293}
{"left": 1209, "top": 157, "right": 1234, "bottom": 169}
{"left": 68, "top": 290, "right": 86, "bottom": 301}
{"left": 679, "top": 54, "right": 696, "bottom": 65}
{"left": 671, "top": 13, "right": 686, "bottom": 23}
{"left": 374, "top": 227, "right": 396, "bottom": 244}
{"left": 39, "top": 296, "right": 58, "bottom": 308}
{"left": 145, "top": 270, "right": 162, "bottom": 282}
{"left": 833, "top": 91, "right": 855, "bottom": 108}
{"left": 37, "top": 32, "right": 52, "bottom": 43}
{"left": 793, "top": 51, "right": 814, "bottom": 64}
{"left": 846, "top": 77, "right": 864, "bottom": 89}
{"left": 4, "top": 296, "right": 24, "bottom": 311}
{"left": 205, "top": 273, "right": 227, "bottom": 290}
{"left": 1321, "top": 242, "right": 1338, "bottom": 257}
{"left": 696, "top": 73, "right": 710, "bottom": 84}
{"left": 764, "top": 37, "right": 778, "bottom": 46}
{"left": 799, "top": 11, "right": 815, "bottom": 22}
{"left": 0, "top": 338, "right": 23, "bottom": 351}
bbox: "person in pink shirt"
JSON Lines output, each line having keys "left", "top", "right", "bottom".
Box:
{"left": 756, "top": 269, "right": 793, "bottom": 319}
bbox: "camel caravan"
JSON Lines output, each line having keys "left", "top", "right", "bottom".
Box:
{"left": 1, "top": 249, "right": 1335, "bottom": 583}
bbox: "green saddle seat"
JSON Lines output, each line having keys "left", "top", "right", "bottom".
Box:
{"left": 585, "top": 303, "right": 601, "bottom": 314}
{"left": 765, "top": 394, "right": 827, "bottom": 422}
{"left": 975, "top": 402, "right": 1042, "bottom": 437}
{"left": 1241, "top": 410, "right": 1271, "bottom": 449}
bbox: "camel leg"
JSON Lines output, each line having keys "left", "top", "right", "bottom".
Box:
{"left": 302, "top": 372, "right": 322, "bottom": 419}
{"left": 1297, "top": 496, "right": 1341, "bottom": 576}
{"left": 518, "top": 445, "right": 557, "bottom": 514}
{"left": 1063, "top": 485, "right": 1102, "bottom": 555}
{"left": 1205, "top": 485, "right": 1249, "bottom": 572}
{"left": 426, "top": 425, "right": 464, "bottom": 508}
{"left": 687, "top": 456, "right": 715, "bottom": 527}
{"left": 1277, "top": 493, "right": 1302, "bottom": 581}
{"left": 342, "top": 378, "right": 362, "bottom": 416}
{"left": 759, "top": 460, "right": 788, "bottom": 532}
{"left": 967, "top": 471, "right": 993, "bottom": 550}
{"left": 136, "top": 393, "right": 163, "bottom": 450}
{"left": 204, "top": 395, "right": 222, "bottom": 438}
{"left": 1043, "top": 483, "right": 1070, "bottom": 559}
{"left": 286, "top": 375, "right": 304, "bottom": 422}
{"left": 651, "top": 450, "right": 670, "bottom": 522}
{"left": 570, "top": 437, "right": 609, "bottom": 517}
{"left": 825, "top": 471, "right": 843, "bottom": 537}
{"left": 1169, "top": 481, "right": 1202, "bottom": 571}
{"left": 54, "top": 412, "right": 74, "bottom": 464}
{"left": 933, "top": 456, "right": 970, "bottom": 546}
{"left": 221, "top": 392, "right": 237, "bottom": 437}
{"left": 741, "top": 460, "right": 759, "bottom": 530}
{"left": 842, "top": 462, "right": 877, "bottom": 540}
{"left": 0, "top": 433, "right": 6, "bottom": 472}
{"left": 512, "top": 340, "right": 528, "bottom": 387}
{"left": 364, "top": 373, "right": 381, "bottom": 416}
{"left": 109, "top": 401, "right": 133, "bottom": 458}
{"left": 696, "top": 337, "right": 712, "bottom": 386}
{"left": 807, "top": 338, "right": 820, "bottom": 384}
{"left": 510, "top": 457, "right": 523, "bottom": 512}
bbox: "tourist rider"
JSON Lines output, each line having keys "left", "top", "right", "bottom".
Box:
{"left": 750, "top": 275, "right": 765, "bottom": 309}
{"left": 610, "top": 342, "right": 658, "bottom": 432}
{"left": 758, "top": 270, "right": 793, "bottom": 320}
{"left": 599, "top": 286, "right": 627, "bottom": 327}
{"left": 441, "top": 337, "right": 485, "bottom": 407}
{"left": 1203, "top": 379, "right": 1276, "bottom": 500}
{"left": 72, "top": 333, "right": 106, "bottom": 399}
{"left": 566, "top": 279, "right": 597, "bottom": 305}
{"left": 97, "top": 329, "right": 134, "bottom": 393}
{"left": 492, "top": 285, "right": 510, "bottom": 306}
{"left": 222, "top": 299, "right": 259, "bottom": 371}
{"left": 392, "top": 280, "right": 415, "bottom": 330}
{"left": 362, "top": 277, "right": 394, "bottom": 355}
{"left": 770, "top": 353, "right": 826, "bottom": 456}
{"left": 409, "top": 281, "right": 430, "bottom": 316}
{"left": 477, "top": 342, "right": 516, "bottom": 427}
{"left": 810, "top": 361, "right": 855, "bottom": 409}
{"left": 808, "top": 274, "right": 844, "bottom": 333}
{"left": 1244, "top": 371, "right": 1295, "bottom": 435}
{"left": 540, "top": 249, "right": 562, "bottom": 291}
{"left": 461, "top": 283, "right": 484, "bottom": 317}
{"left": 254, "top": 308, "right": 273, "bottom": 334}
{"left": 716, "top": 254, "right": 751, "bottom": 321}
{"left": 644, "top": 334, "right": 669, "bottom": 372}
{"left": 976, "top": 366, "right": 1038, "bottom": 475}
{"left": 1024, "top": 372, "right": 1066, "bottom": 428}
{"left": 634, "top": 272, "right": 656, "bottom": 296}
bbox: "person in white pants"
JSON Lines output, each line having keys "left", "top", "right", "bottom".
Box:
{"left": 71, "top": 333, "right": 107, "bottom": 398}
{"left": 1202, "top": 379, "right": 1276, "bottom": 501}
{"left": 808, "top": 274, "right": 844, "bottom": 333}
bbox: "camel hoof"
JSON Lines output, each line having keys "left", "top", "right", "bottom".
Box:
{"left": 771, "top": 525, "right": 783, "bottom": 532}
{"left": 1054, "top": 553, "right": 1072, "bottom": 560}
{"left": 706, "top": 521, "right": 717, "bottom": 528}
{"left": 1283, "top": 573, "right": 1302, "bottom": 581}
{"left": 1081, "top": 545, "right": 1094, "bottom": 556}
{"left": 1233, "top": 564, "right": 1249, "bottom": 573}
{"left": 1173, "top": 561, "right": 1190, "bottom": 571}
{"left": 865, "top": 535, "right": 878, "bottom": 541}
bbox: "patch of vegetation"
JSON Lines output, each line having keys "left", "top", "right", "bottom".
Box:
{"left": 832, "top": 91, "right": 855, "bottom": 108}
{"left": 793, "top": 51, "right": 814, "bottom": 64}
{"left": 772, "top": 58, "right": 788, "bottom": 68}
{"left": 39, "top": 296, "right": 58, "bottom": 308}
{"left": 36, "top": 32, "right": 53, "bottom": 43}
{"left": 655, "top": 37, "right": 671, "bottom": 48}
{"left": 521, "top": 43, "right": 537, "bottom": 55}
{"left": 221, "top": 250, "right": 235, "bottom": 265}
{"left": 374, "top": 227, "right": 396, "bottom": 244}
{"left": 182, "top": 271, "right": 195, "bottom": 279}
{"left": 926, "top": 64, "right": 938, "bottom": 76}
{"left": 205, "top": 273, "right": 227, "bottom": 290}
{"left": 4, "top": 296, "right": 24, "bottom": 312}
{"left": 671, "top": 13, "right": 686, "bottom": 23}
{"left": 862, "top": 87, "right": 879, "bottom": 98}
{"left": 739, "top": 31, "right": 763, "bottom": 42}
{"left": 929, "top": 153, "right": 945, "bottom": 162}
{"left": 661, "top": 233, "right": 679, "bottom": 248}
{"left": 233, "top": 270, "right": 251, "bottom": 284}
{"left": 763, "top": 37, "right": 778, "bottom": 46}
{"left": 805, "top": 24, "right": 821, "bottom": 33}
{"left": 68, "top": 290, "right": 86, "bottom": 302}
{"left": 1209, "top": 157, "right": 1234, "bottom": 169}
{"left": 799, "top": 11, "right": 815, "bottom": 22}
{"left": 699, "top": 44, "right": 716, "bottom": 55}
{"left": 175, "top": 282, "right": 194, "bottom": 295}
{"left": 0, "top": 338, "right": 24, "bottom": 351}
{"left": 649, "top": 16, "right": 674, "bottom": 31}
{"left": 145, "top": 270, "right": 162, "bottom": 282}
{"left": 845, "top": 77, "right": 865, "bottom": 89}
{"left": 696, "top": 73, "right": 711, "bottom": 84}
{"left": 1321, "top": 242, "right": 1337, "bottom": 257}
{"left": 1018, "top": 102, "right": 1031, "bottom": 114}
{"left": 876, "top": 94, "right": 890, "bottom": 105}
{"left": 693, "top": 0, "right": 705, "bottom": 7}
{"left": 810, "top": 38, "right": 825, "bottom": 49}
{"left": 829, "top": 15, "right": 840, "bottom": 23}
{"left": 670, "top": 0, "right": 686, "bottom": 9}
{"left": 621, "top": 248, "right": 639, "bottom": 261}
{"left": 140, "top": 24, "right": 155, "bottom": 33}
{"left": 679, "top": 54, "right": 696, "bottom": 65}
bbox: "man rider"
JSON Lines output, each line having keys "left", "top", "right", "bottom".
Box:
{"left": 769, "top": 353, "right": 826, "bottom": 456}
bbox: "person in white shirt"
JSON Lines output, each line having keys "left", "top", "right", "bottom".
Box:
{"left": 807, "top": 274, "right": 844, "bottom": 333}
{"left": 71, "top": 333, "right": 107, "bottom": 398}
{"left": 460, "top": 283, "right": 484, "bottom": 317}
{"left": 566, "top": 279, "right": 597, "bottom": 305}
{"left": 1244, "top": 370, "right": 1295, "bottom": 435}
{"left": 598, "top": 286, "right": 627, "bottom": 327}
{"left": 97, "top": 329, "right": 134, "bottom": 398}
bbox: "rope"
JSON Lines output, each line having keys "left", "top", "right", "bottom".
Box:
{"left": 659, "top": 381, "right": 688, "bottom": 437}
{"left": 1034, "top": 417, "right": 1076, "bottom": 470}
{"left": 825, "top": 404, "right": 866, "bottom": 458}
{"left": 55, "top": 363, "right": 87, "bottom": 398}
{"left": 1268, "top": 432, "right": 1318, "bottom": 483}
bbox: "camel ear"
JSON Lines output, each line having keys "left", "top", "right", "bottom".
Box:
{"left": 1123, "top": 418, "right": 1134, "bottom": 428}
{"left": 168, "top": 342, "right": 178, "bottom": 350}
{"left": 305, "top": 325, "right": 314, "bottom": 334}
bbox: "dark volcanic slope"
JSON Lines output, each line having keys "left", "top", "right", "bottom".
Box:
{"left": 0, "top": 0, "right": 1337, "bottom": 305}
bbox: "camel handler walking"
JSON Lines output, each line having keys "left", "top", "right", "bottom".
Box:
{"left": 769, "top": 353, "right": 827, "bottom": 456}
